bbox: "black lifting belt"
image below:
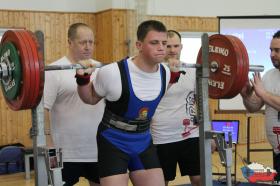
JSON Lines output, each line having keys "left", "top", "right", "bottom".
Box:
{"left": 102, "top": 109, "right": 150, "bottom": 133}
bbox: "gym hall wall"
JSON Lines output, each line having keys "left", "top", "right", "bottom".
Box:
{"left": 0, "top": 9, "right": 266, "bottom": 147}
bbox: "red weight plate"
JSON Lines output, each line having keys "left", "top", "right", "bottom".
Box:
{"left": 227, "top": 36, "right": 249, "bottom": 98}
{"left": 20, "top": 30, "right": 41, "bottom": 109}
{"left": 219, "top": 36, "right": 241, "bottom": 98}
{"left": 231, "top": 35, "right": 249, "bottom": 87}
{"left": 223, "top": 35, "right": 246, "bottom": 98}
{"left": 16, "top": 30, "right": 35, "bottom": 109}
{"left": 223, "top": 35, "right": 248, "bottom": 98}
{"left": 196, "top": 34, "right": 241, "bottom": 99}
{"left": 26, "top": 30, "right": 44, "bottom": 108}
{"left": 15, "top": 30, "right": 36, "bottom": 109}
{"left": 1, "top": 30, "right": 32, "bottom": 110}
{"left": 22, "top": 31, "right": 40, "bottom": 108}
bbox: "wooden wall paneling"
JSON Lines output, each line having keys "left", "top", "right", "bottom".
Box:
{"left": 2, "top": 11, "right": 11, "bottom": 27}
{"left": 22, "top": 12, "right": 30, "bottom": 30}
{"left": 54, "top": 14, "right": 64, "bottom": 61}
{"left": 12, "top": 11, "right": 20, "bottom": 27}
{"left": 7, "top": 11, "right": 13, "bottom": 27}
{"left": 15, "top": 111, "right": 22, "bottom": 145}
{"left": 63, "top": 13, "right": 71, "bottom": 57}
{"left": 49, "top": 13, "right": 64, "bottom": 64}
{"left": 248, "top": 114, "right": 266, "bottom": 143}
{"left": 95, "top": 10, "right": 114, "bottom": 63}
{"left": 0, "top": 94, "right": 8, "bottom": 145}
{"left": 44, "top": 13, "right": 53, "bottom": 64}
{"left": 111, "top": 10, "right": 128, "bottom": 61}
{"left": 0, "top": 97, "right": 32, "bottom": 146}
{"left": 149, "top": 15, "right": 218, "bottom": 32}
{"left": 125, "top": 10, "right": 138, "bottom": 57}
{"left": 21, "top": 110, "right": 32, "bottom": 146}
{"left": 6, "top": 108, "right": 12, "bottom": 144}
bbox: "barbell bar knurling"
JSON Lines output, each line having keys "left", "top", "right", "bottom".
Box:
{"left": 44, "top": 62, "right": 103, "bottom": 71}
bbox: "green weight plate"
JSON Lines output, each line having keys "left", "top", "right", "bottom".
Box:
{"left": 1, "top": 30, "right": 32, "bottom": 110}
{"left": 0, "top": 42, "right": 22, "bottom": 100}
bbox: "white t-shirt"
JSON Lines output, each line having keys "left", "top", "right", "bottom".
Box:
{"left": 263, "top": 68, "right": 280, "bottom": 154}
{"left": 44, "top": 56, "right": 105, "bottom": 162}
{"left": 151, "top": 67, "right": 198, "bottom": 144}
{"left": 94, "top": 57, "right": 170, "bottom": 102}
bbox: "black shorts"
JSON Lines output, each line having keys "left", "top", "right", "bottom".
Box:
{"left": 62, "top": 162, "right": 99, "bottom": 185}
{"left": 156, "top": 137, "right": 200, "bottom": 181}
{"left": 274, "top": 153, "right": 280, "bottom": 182}
{"left": 97, "top": 124, "right": 161, "bottom": 178}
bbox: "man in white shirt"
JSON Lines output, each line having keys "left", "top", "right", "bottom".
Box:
{"left": 44, "top": 23, "right": 105, "bottom": 186}
{"left": 241, "top": 30, "right": 280, "bottom": 184}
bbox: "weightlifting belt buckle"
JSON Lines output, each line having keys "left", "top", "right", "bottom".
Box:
{"left": 109, "top": 119, "right": 137, "bottom": 131}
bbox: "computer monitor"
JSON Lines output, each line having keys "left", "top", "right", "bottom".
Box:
{"left": 211, "top": 120, "right": 239, "bottom": 144}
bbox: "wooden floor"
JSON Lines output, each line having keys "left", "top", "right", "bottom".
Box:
{"left": 0, "top": 142, "right": 274, "bottom": 186}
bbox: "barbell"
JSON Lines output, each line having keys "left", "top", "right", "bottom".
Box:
{"left": 0, "top": 30, "right": 264, "bottom": 111}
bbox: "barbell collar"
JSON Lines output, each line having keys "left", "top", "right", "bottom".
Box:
{"left": 0, "top": 59, "right": 12, "bottom": 81}
{"left": 180, "top": 63, "right": 201, "bottom": 69}
{"left": 248, "top": 65, "right": 264, "bottom": 72}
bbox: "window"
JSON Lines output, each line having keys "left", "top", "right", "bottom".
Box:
{"left": 180, "top": 32, "right": 217, "bottom": 64}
